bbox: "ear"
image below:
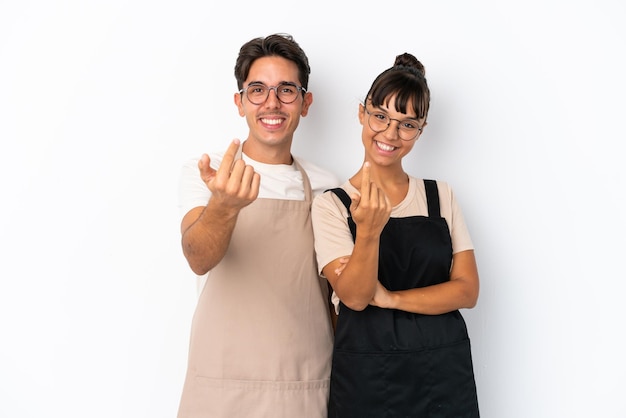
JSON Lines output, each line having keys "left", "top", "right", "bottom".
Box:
{"left": 300, "top": 91, "right": 313, "bottom": 117}
{"left": 234, "top": 92, "right": 245, "bottom": 116}
{"left": 358, "top": 103, "right": 366, "bottom": 125}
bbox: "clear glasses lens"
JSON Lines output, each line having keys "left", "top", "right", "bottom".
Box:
{"left": 244, "top": 83, "right": 301, "bottom": 104}
{"left": 367, "top": 110, "right": 420, "bottom": 141}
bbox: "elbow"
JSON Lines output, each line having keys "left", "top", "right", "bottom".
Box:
{"left": 463, "top": 289, "right": 479, "bottom": 309}
{"left": 339, "top": 296, "right": 371, "bottom": 312}
{"left": 464, "top": 299, "right": 478, "bottom": 309}
{"left": 189, "top": 263, "right": 210, "bottom": 276}
{"left": 182, "top": 253, "right": 208, "bottom": 276}
{"left": 182, "top": 242, "right": 212, "bottom": 276}
{"left": 183, "top": 249, "right": 212, "bottom": 276}
{"left": 452, "top": 274, "right": 479, "bottom": 309}
{"left": 332, "top": 283, "right": 373, "bottom": 312}
{"left": 344, "top": 302, "right": 369, "bottom": 312}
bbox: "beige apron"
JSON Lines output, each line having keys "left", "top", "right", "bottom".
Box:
{"left": 178, "top": 156, "right": 333, "bottom": 418}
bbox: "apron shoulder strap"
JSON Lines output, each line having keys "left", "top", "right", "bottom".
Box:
{"left": 326, "top": 188, "right": 357, "bottom": 242}
{"left": 326, "top": 188, "right": 351, "bottom": 213}
{"left": 424, "top": 179, "right": 441, "bottom": 218}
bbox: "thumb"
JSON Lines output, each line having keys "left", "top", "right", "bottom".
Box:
{"left": 198, "top": 154, "right": 217, "bottom": 183}
{"left": 349, "top": 193, "right": 361, "bottom": 213}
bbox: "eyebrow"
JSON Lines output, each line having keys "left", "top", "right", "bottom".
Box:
{"left": 246, "top": 80, "right": 298, "bottom": 86}
{"left": 374, "top": 107, "right": 419, "bottom": 122}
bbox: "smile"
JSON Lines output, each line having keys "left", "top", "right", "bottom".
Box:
{"left": 375, "top": 141, "right": 397, "bottom": 152}
{"left": 261, "top": 117, "right": 283, "bottom": 125}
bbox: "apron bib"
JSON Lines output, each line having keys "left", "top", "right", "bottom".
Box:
{"left": 178, "top": 157, "right": 333, "bottom": 418}
{"left": 327, "top": 180, "right": 479, "bottom": 418}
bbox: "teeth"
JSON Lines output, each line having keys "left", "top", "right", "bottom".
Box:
{"left": 261, "top": 118, "right": 282, "bottom": 125}
{"left": 376, "top": 141, "right": 396, "bottom": 152}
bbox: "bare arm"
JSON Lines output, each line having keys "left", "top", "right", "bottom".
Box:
{"left": 181, "top": 140, "right": 260, "bottom": 275}
{"left": 370, "top": 249, "right": 480, "bottom": 315}
{"left": 320, "top": 163, "right": 391, "bottom": 311}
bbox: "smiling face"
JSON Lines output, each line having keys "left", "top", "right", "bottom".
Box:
{"left": 234, "top": 56, "right": 312, "bottom": 163}
{"left": 358, "top": 96, "right": 426, "bottom": 168}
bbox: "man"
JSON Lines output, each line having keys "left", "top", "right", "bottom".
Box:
{"left": 177, "top": 33, "right": 338, "bottom": 418}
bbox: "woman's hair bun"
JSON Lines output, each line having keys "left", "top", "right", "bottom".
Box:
{"left": 394, "top": 53, "right": 425, "bottom": 76}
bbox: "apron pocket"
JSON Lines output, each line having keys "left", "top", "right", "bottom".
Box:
{"left": 329, "top": 342, "right": 478, "bottom": 418}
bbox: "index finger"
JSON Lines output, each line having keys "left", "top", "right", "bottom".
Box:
{"left": 216, "top": 139, "right": 241, "bottom": 178}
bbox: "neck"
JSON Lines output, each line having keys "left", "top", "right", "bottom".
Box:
{"left": 241, "top": 140, "right": 293, "bottom": 165}
{"left": 361, "top": 162, "right": 407, "bottom": 186}
{"left": 350, "top": 163, "right": 409, "bottom": 205}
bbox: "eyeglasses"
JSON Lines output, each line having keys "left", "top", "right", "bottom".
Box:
{"left": 364, "top": 107, "right": 422, "bottom": 141}
{"left": 239, "top": 82, "right": 306, "bottom": 105}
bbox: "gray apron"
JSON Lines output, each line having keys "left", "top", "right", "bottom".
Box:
{"left": 178, "top": 154, "right": 333, "bottom": 418}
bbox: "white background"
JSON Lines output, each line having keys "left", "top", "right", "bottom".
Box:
{"left": 1, "top": 1, "right": 625, "bottom": 417}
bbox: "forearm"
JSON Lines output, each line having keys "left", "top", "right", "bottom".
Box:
{"left": 333, "top": 235, "right": 381, "bottom": 311}
{"left": 374, "top": 249, "right": 480, "bottom": 315}
{"left": 181, "top": 202, "right": 240, "bottom": 275}
{"left": 321, "top": 163, "right": 392, "bottom": 311}
{"left": 385, "top": 279, "right": 479, "bottom": 315}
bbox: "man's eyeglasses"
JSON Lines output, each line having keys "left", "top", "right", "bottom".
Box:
{"left": 364, "top": 107, "right": 422, "bottom": 141}
{"left": 239, "top": 82, "right": 306, "bottom": 105}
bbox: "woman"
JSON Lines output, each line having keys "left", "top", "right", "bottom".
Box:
{"left": 312, "top": 53, "right": 480, "bottom": 417}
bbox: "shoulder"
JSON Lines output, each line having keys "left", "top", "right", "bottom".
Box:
{"left": 294, "top": 157, "right": 339, "bottom": 181}
{"left": 433, "top": 179, "right": 455, "bottom": 202}
{"left": 410, "top": 176, "right": 453, "bottom": 198}
{"left": 294, "top": 156, "right": 341, "bottom": 194}
{"left": 411, "top": 176, "right": 464, "bottom": 218}
{"left": 312, "top": 181, "right": 352, "bottom": 215}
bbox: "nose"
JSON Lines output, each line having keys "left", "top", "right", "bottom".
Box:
{"left": 382, "top": 120, "right": 401, "bottom": 140}
{"left": 264, "top": 87, "right": 281, "bottom": 107}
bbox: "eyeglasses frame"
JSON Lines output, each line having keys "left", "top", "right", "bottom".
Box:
{"left": 363, "top": 106, "right": 423, "bottom": 141}
{"left": 239, "top": 82, "right": 307, "bottom": 105}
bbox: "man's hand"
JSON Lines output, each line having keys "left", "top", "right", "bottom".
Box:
{"left": 200, "top": 139, "right": 260, "bottom": 210}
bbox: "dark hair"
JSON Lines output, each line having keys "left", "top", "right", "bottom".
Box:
{"left": 365, "top": 53, "right": 430, "bottom": 121}
{"left": 234, "top": 33, "right": 311, "bottom": 91}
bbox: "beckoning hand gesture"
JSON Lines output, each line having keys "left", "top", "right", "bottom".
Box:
{"left": 349, "top": 162, "right": 392, "bottom": 238}
{"left": 199, "top": 139, "right": 260, "bottom": 211}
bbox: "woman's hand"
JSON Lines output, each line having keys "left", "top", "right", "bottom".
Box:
{"left": 334, "top": 257, "right": 350, "bottom": 276}
{"left": 370, "top": 281, "right": 393, "bottom": 309}
{"left": 350, "top": 162, "right": 391, "bottom": 239}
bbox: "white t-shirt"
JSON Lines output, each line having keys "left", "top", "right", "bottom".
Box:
{"left": 178, "top": 150, "right": 341, "bottom": 293}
